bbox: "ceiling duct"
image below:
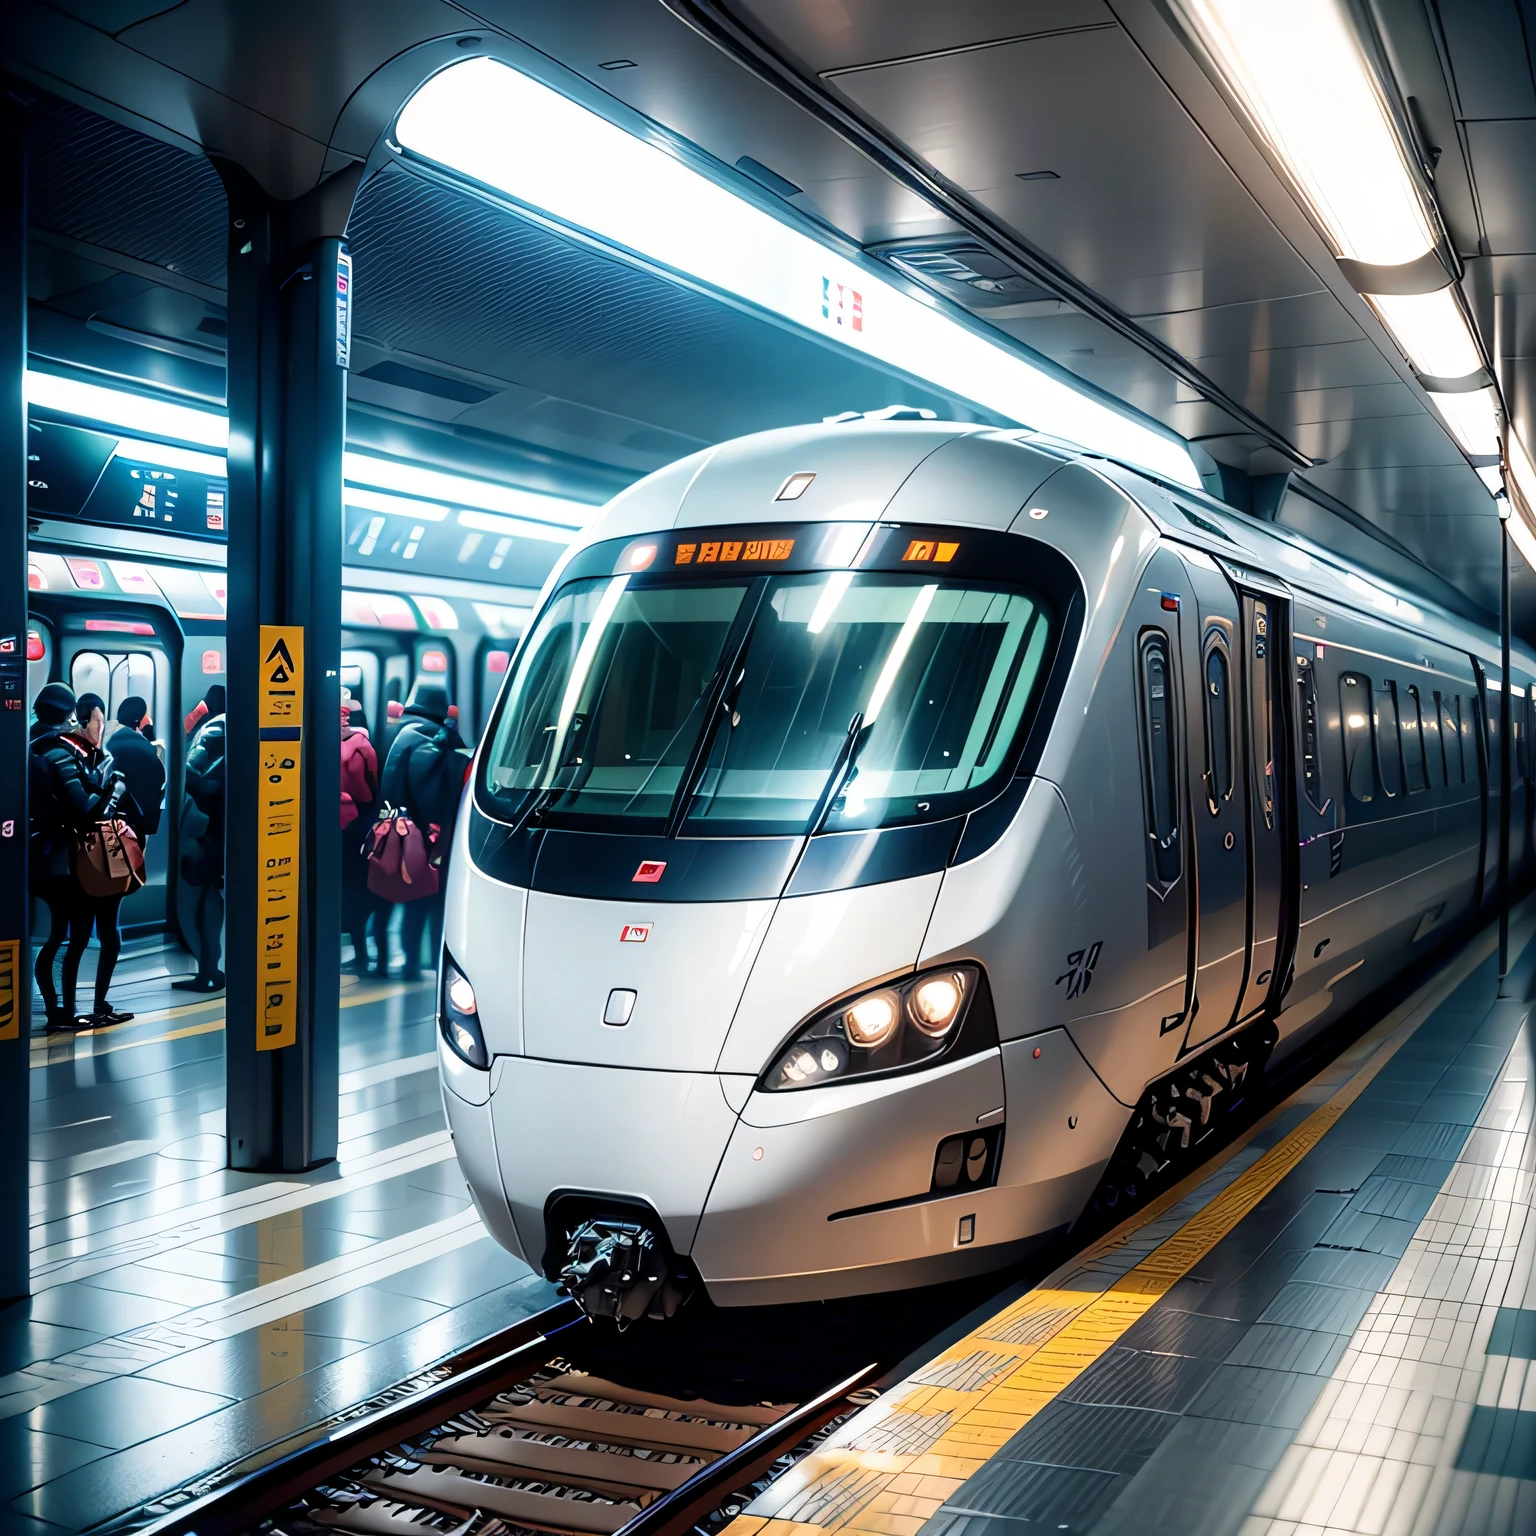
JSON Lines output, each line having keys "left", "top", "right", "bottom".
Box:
{"left": 868, "top": 237, "right": 1063, "bottom": 312}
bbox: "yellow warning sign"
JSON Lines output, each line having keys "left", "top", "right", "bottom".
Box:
{"left": 257, "top": 625, "right": 303, "bottom": 1052}
{"left": 0, "top": 939, "right": 18, "bottom": 1042}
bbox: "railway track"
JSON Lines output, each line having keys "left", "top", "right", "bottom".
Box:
{"left": 128, "top": 1300, "right": 879, "bottom": 1536}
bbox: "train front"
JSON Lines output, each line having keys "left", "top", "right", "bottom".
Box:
{"left": 436, "top": 422, "right": 1116, "bottom": 1318}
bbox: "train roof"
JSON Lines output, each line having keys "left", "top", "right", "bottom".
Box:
{"left": 573, "top": 418, "right": 1535, "bottom": 677}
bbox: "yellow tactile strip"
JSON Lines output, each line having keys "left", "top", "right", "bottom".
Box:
{"left": 727, "top": 933, "right": 1504, "bottom": 1536}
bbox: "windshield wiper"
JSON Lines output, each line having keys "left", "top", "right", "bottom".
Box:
{"left": 805, "top": 711, "right": 873, "bottom": 838}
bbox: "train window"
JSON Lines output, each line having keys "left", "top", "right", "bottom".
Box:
{"left": 1341, "top": 674, "right": 1373, "bottom": 803}
{"left": 1375, "top": 683, "right": 1403, "bottom": 797}
{"left": 70, "top": 649, "right": 155, "bottom": 722}
{"left": 1295, "top": 651, "right": 1323, "bottom": 810}
{"left": 1203, "top": 629, "right": 1233, "bottom": 812}
{"left": 1430, "top": 692, "right": 1450, "bottom": 786}
{"left": 1248, "top": 599, "right": 1274, "bottom": 830}
{"left": 478, "top": 571, "right": 1060, "bottom": 835}
{"left": 1444, "top": 694, "right": 1464, "bottom": 784}
{"left": 1137, "top": 630, "right": 1181, "bottom": 885}
{"left": 1402, "top": 686, "right": 1428, "bottom": 794}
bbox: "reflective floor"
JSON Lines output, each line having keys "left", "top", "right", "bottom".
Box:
{"left": 9, "top": 939, "right": 552, "bottom": 1533}
{"left": 737, "top": 919, "right": 1536, "bottom": 1536}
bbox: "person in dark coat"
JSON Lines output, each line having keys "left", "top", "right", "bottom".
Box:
{"left": 183, "top": 683, "right": 225, "bottom": 743}
{"left": 377, "top": 680, "right": 466, "bottom": 979}
{"left": 175, "top": 710, "right": 226, "bottom": 992}
{"left": 339, "top": 691, "right": 380, "bottom": 972}
{"left": 29, "top": 684, "right": 126, "bottom": 1030}
{"left": 106, "top": 696, "right": 165, "bottom": 843}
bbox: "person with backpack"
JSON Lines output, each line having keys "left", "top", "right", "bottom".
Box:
{"left": 339, "top": 689, "right": 380, "bottom": 973}
{"left": 175, "top": 706, "right": 226, "bottom": 992}
{"left": 374, "top": 680, "right": 466, "bottom": 979}
{"left": 29, "top": 685, "right": 131, "bottom": 1029}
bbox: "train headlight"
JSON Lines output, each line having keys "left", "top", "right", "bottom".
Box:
{"left": 439, "top": 956, "right": 489, "bottom": 1070}
{"left": 763, "top": 965, "right": 986, "bottom": 1092}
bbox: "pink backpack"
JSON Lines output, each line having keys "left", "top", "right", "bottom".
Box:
{"left": 366, "top": 810, "right": 440, "bottom": 902}
{"left": 340, "top": 728, "right": 378, "bottom": 813}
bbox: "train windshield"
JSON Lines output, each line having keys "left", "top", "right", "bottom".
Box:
{"left": 479, "top": 569, "right": 1056, "bottom": 834}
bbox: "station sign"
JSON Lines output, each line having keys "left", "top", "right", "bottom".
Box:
{"left": 257, "top": 626, "right": 303, "bottom": 1051}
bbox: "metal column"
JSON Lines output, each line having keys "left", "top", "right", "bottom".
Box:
{"left": 0, "top": 95, "right": 29, "bottom": 1299}
{"left": 1501, "top": 509, "right": 1512, "bottom": 978}
{"left": 220, "top": 165, "right": 358, "bottom": 1172}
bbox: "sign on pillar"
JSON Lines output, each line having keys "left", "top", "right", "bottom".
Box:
{"left": 258, "top": 624, "right": 303, "bottom": 1051}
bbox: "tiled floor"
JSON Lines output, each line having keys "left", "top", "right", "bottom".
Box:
{"left": 729, "top": 913, "right": 1536, "bottom": 1536}
{"left": 7, "top": 939, "right": 554, "bottom": 1532}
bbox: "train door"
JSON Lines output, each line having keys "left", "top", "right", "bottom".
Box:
{"left": 1231, "top": 577, "right": 1297, "bottom": 1023}
{"left": 1178, "top": 552, "right": 1249, "bottom": 1050}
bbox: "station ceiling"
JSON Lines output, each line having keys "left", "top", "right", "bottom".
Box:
{"left": 5, "top": 1, "right": 1535, "bottom": 633}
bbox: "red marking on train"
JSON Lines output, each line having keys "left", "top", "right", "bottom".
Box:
{"left": 632, "top": 860, "right": 666, "bottom": 883}
{"left": 1161, "top": 594, "right": 1180, "bottom": 612}
{"left": 620, "top": 924, "right": 651, "bottom": 943}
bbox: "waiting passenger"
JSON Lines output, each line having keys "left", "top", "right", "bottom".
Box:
{"left": 175, "top": 704, "right": 226, "bottom": 993}
{"left": 377, "top": 680, "right": 467, "bottom": 979}
{"left": 30, "top": 687, "right": 132, "bottom": 1029}
{"left": 183, "top": 682, "right": 225, "bottom": 742}
{"left": 340, "top": 690, "right": 380, "bottom": 973}
{"left": 106, "top": 696, "right": 165, "bottom": 847}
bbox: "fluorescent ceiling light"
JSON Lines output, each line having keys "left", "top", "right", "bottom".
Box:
{"left": 1477, "top": 465, "right": 1505, "bottom": 497}
{"left": 343, "top": 450, "right": 592, "bottom": 530}
{"left": 1368, "top": 289, "right": 1482, "bottom": 381}
{"left": 26, "top": 370, "right": 228, "bottom": 448}
{"left": 456, "top": 508, "right": 575, "bottom": 544}
{"left": 110, "top": 438, "right": 228, "bottom": 478}
{"left": 1428, "top": 387, "right": 1501, "bottom": 460}
{"left": 1176, "top": 0, "right": 1433, "bottom": 267}
{"left": 344, "top": 485, "right": 450, "bottom": 523}
{"left": 1504, "top": 431, "right": 1536, "bottom": 574}
{"left": 394, "top": 59, "right": 1201, "bottom": 490}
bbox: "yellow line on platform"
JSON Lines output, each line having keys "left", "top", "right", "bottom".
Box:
{"left": 29, "top": 979, "right": 428, "bottom": 1067}
{"left": 735, "top": 915, "right": 1518, "bottom": 1536}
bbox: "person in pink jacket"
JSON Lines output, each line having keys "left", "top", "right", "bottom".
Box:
{"left": 339, "top": 690, "right": 380, "bottom": 972}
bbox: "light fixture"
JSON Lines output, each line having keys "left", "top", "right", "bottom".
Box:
{"left": 909, "top": 973, "right": 965, "bottom": 1035}
{"left": 844, "top": 994, "right": 898, "bottom": 1047}
{"left": 776, "top": 472, "right": 816, "bottom": 501}
{"left": 111, "top": 438, "right": 228, "bottom": 478}
{"left": 26, "top": 370, "right": 227, "bottom": 448}
{"left": 1428, "top": 388, "right": 1502, "bottom": 461}
{"left": 1367, "top": 289, "right": 1482, "bottom": 382}
{"left": 344, "top": 485, "right": 450, "bottom": 523}
{"left": 456, "top": 508, "right": 578, "bottom": 544}
{"left": 344, "top": 451, "right": 592, "bottom": 531}
{"left": 1503, "top": 431, "right": 1536, "bottom": 573}
{"left": 1477, "top": 465, "right": 1505, "bottom": 497}
{"left": 1175, "top": 0, "right": 1434, "bottom": 268}
{"left": 394, "top": 59, "right": 1201, "bottom": 490}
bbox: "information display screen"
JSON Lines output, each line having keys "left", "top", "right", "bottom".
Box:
{"left": 26, "top": 419, "right": 229, "bottom": 542}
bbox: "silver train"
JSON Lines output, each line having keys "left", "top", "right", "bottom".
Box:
{"left": 437, "top": 418, "right": 1535, "bottom": 1318}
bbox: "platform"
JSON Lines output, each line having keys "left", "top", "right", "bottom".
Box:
{"left": 6, "top": 950, "right": 552, "bottom": 1533}
{"left": 736, "top": 918, "right": 1536, "bottom": 1536}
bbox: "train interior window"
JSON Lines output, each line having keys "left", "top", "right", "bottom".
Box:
{"left": 1402, "top": 685, "right": 1427, "bottom": 794}
{"left": 1375, "top": 682, "right": 1403, "bottom": 797}
{"left": 1448, "top": 695, "right": 1465, "bottom": 784}
{"left": 1464, "top": 694, "right": 1480, "bottom": 779}
{"left": 1295, "top": 650, "right": 1323, "bottom": 809}
{"left": 383, "top": 654, "right": 410, "bottom": 712}
{"left": 1137, "top": 630, "right": 1181, "bottom": 885}
{"left": 70, "top": 650, "right": 156, "bottom": 722}
{"left": 1202, "top": 629, "right": 1233, "bottom": 811}
{"left": 1341, "top": 673, "right": 1374, "bottom": 803}
{"left": 1248, "top": 598, "right": 1274, "bottom": 828}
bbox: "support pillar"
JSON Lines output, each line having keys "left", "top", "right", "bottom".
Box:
{"left": 0, "top": 94, "right": 30, "bottom": 1298}
{"left": 1500, "top": 507, "right": 1512, "bottom": 978}
{"left": 219, "top": 164, "right": 359, "bottom": 1171}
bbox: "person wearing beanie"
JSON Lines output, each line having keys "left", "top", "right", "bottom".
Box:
{"left": 376, "top": 678, "right": 465, "bottom": 978}
{"left": 29, "top": 684, "right": 125, "bottom": 1030}
{"left": 106, "top": 696, "right": 165, "bottom": 844}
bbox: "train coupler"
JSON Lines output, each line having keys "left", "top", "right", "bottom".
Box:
{"left": 557, "top": 1217, "right": 691, "bottom": 1326}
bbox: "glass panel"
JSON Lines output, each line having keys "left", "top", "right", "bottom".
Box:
{"left": 688, "top": 574, "right": 1054, "bottom": 834}
{"left": 1203, "top": 635, "right": 1232, "bottom": 809}
{"left": 1341, "top": 673, "right": 1373, "bottom": 803}
{"left": 1402, "top": 685, "right": 1427, "bottom": 793}
{"left": 1375, "top": 682, "right": 1403, "bottom": 797}
{"left": 1139, "top": 630, "right": 1180, "bottom": 885}
{"left": 69, "top": 651, "right": 109, "bottom": 712}
{"left": 480, "top": 576, "right": 749, "bottom": 827}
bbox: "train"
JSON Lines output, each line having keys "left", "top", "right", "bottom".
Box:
{"left": 440, "top": 416, "right": 1533, "bottom": 1320}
